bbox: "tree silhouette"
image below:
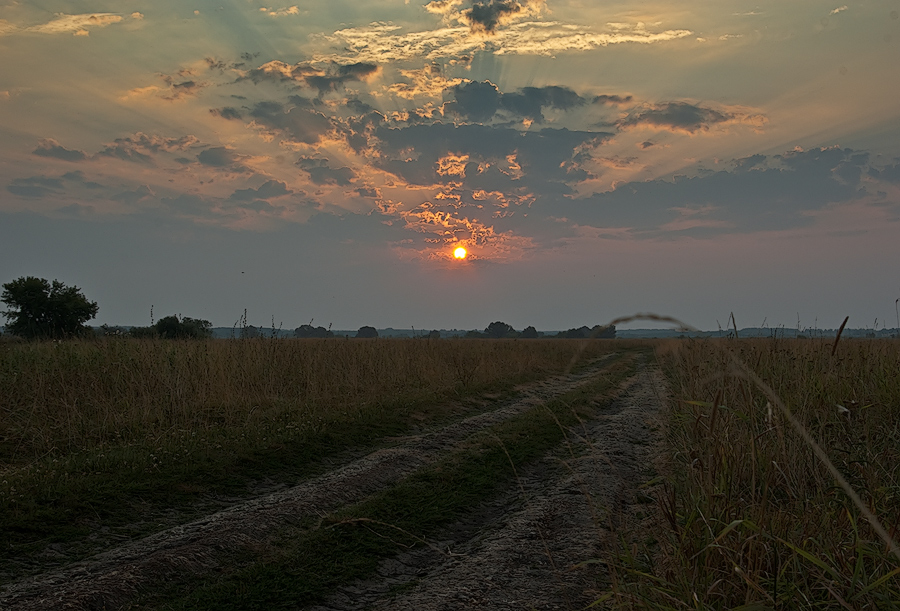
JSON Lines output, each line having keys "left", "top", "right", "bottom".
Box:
{"left": 355, "top": 326, "right": 378, "bottom": 338}
{"left": 1, "top": 276, "right": 98, "bottom": 339}
{"left": 154, "top": 315, "right": 212, "bottom": 339}
{"left": 521, "top": 325, "right": 539, "bottom": 338}
{"left": 484, "top": 321, "right": 515, "bottom": 338}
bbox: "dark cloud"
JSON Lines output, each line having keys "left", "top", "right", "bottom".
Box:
{"left": 33, "top": 139, "right": 87, "bottom": 162}
{"left": 248, "top": 99, "right": 332, "bottom": 144}
{"left": 444, "top": 81, "right": 588, "bottom": 123}
{"left": 462, "top": 0, "right": 527, "bottom": 34}
{"left": 7, "top": 176, "right": 64, "bottom": 198}
{"left": 869, "top": 162, "right": 900, "bottom": 183}
{"left": 197, "top": 146, "right": 242, "bottom": 168}
{"left": 98, "top": 142, "right": 154, "bottom": 164}
{"left": 444, "top": 80, "right": 501, "bottom": 122}
{"left": 297, "top": 158, "right": 356, "bottom": 186}
{"left": 541, "top": 147, "right": 866, "bottom": 236}
{"left": 210, "top": 107, "right": 244, "bottom": 120}
{"left": 617, "top": 102, "right": 757, "bottom": 133}
{"left": 157, "top": 74, "right": 206, "bottom": 101}
{"left": 96, "top": 135, "right": 196, "bottom": 165}
{"left": 112, "top": 185, "right": 155, "bottom": 204}
{"left": 306, "top": 62, "right": 380, "bottom": 95}
{"left": 638, "top": 140, "right": 655, "bottom": 149}
{"left": 499, "top": 85, "right": 586, "bottom": 122}
{"left": 61, "top": 171, "right": 99, "bottom": 188}
{"left": 346, "top": 98, "right": 376, "bottom": 115}
{"left": 247, "top": 60, "right": 379, "bottom": 96}
{"left": 593, "top": 94, "right": 634, "bottom": 106}
{"left": 229, "top": 179, "right": 292, "bottom": 201}
{"left": 355, "top": 186, "right": 380, "bottom": 198}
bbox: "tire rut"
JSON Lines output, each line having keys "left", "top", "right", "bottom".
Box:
{"left": 308, "top": 359, "right": 668, "bottom": 611}
{"left": 0, "top": 355, "right": 621, "bottom": 611}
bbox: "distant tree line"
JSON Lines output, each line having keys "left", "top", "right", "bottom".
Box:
{"left": 463, "top": 321, "right": 615, "bottom": 339}
{"left": 2, "top": 276, "right": 616, "bottom": 342}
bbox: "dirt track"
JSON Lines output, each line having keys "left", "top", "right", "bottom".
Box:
{"left": 0, "top": 354, "right": 668, "bottom": 610}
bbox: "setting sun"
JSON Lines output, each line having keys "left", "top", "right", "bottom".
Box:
{"left": 453, "top": 247, "right": 467, "bottom": 259}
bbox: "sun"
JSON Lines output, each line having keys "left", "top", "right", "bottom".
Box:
{"left": 453, "top": 246, "right": 467, "bottom": 259}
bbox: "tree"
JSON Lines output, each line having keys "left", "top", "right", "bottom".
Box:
{"left": 484, "top": 321, "right": 515, "bottom": 338}
{"left": 154, "top": 315, "right": 213, "bottom": 339}
{"left": 355, "top": 326, "right": 378, "bottom": 338}
{"left": 521, "top": 325, "right": 539, "bottom": 338}
{"left": 294, "top": 324, "right": 333, "bottom": 338}
{"left": 1, "top": 276, "right": 98, "bottom": 339}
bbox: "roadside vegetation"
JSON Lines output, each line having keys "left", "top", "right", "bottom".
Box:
{"left": 0, "top": 336, "right": 619, "bottom": 580}
{"left": 605, "top": 337, "right": 900, "bottom": 608}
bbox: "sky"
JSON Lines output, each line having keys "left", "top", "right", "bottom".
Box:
{"left": 1, "top": 0, "right": 899, "bottom": 332}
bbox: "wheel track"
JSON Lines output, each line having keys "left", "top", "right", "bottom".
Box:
{"left": 309, "top": 359, "right": 668, "bottom": 611}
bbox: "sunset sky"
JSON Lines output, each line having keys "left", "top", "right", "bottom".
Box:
{"left": 1, "top": 0, "right": 899, "bottom": 331}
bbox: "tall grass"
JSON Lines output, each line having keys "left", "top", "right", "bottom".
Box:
{"left": 609, "top": 338, "right": 900, "bottom": 608}
{"left": 0, "top": 337, "right": 608, "bottom": 464}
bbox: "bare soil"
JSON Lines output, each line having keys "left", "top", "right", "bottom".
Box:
{"left": 0, "top": 355, "right": 668, "bottom": 610}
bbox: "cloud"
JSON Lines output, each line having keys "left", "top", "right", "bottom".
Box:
{"left": 27, "top": 13, "right": 123, "bottom": 35}
{"left": 247, "top": 60, "right": 380, "bottom": 95}
{"left": 369, "top": 122, "right": 609, "bottom": 194}
{"left": 460, "top": 0, "right": 544, "bottom": 35}
{"left": 542, "top": 146, "right": 867, "bottom": 236}
{"left": 442, "top": 81, "right": 588, "bottom": 123}
{"left": 122, "top": 72, "right": 207, "bottom": 102}
{"left": 32, "top": 139, "right": 88, "bottom": 162}
{"left": 112, "top": 185, "right": 155, "bottom": 204}
{"left": 243, "top": 99, "right": 333, "bottom": 145}
{"left": 131, "top": 12, "right": 144, "bottom": 20}
{"left": 297, "top": 157, "right": 357, "bottom": 186}
{"left": 261, "top": 6, "right": 301, "bottom": 17}
{"left": 210, "top": 107, "right": 244, "bottom": 120}
{"left": 86, "top": 133, "right": 202, "bottom": 165}
{"left": 830, "top": 6, "right": 848, "bottom": 15}
{"left": 61, "top": 171, "right": 103, "bottom": 189}
{"left": 0, "top": 19, "right": 16, "bottom": 36}
{"left": 388, "top": 63, "right": 465, "bottom": 99}
{"left": 869, "top": 163, "right": 900, "bottom": 183}
{"left": 444, "top": 80, "right": 501, "bottom": 121}
{"left": 593, "top": 94, "right": 633, "bottom": 106}
{"left": 7, "top": 176, "right": 65, "bottom": 198}
{"left": 197, "top": 146, "right": 245, "bottom": 169}
{"left": 617, "top": 102, "right": 766, "bottom": 134}
{"left": 229, "top": 180, "right": 293, "bottom": 201}
{"left": 317, "top": 20, "right": 692, "bottom": 64}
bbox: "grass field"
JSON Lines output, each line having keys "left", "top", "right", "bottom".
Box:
{"left": 607, "top": 337, "right": 900, "bottom": 609}
{"left": 0, "top": 336, "right": 618, "bottom": 580}
{"left": 2, "top": 335, "right": 898, "bottom": 608}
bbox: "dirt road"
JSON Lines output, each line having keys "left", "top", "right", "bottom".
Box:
{"left": 0, "top": 354, "right": 668, "bottom": 610}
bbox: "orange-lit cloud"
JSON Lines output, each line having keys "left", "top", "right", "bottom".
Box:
{"left": 317, "top": 20, "right": 691, "bottom": 64}
{"left": 27, "top": 13, "right": 124, "bottom": 35}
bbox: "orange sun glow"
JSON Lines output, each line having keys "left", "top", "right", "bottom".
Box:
{"left": 453, "top": 246, "right": 467, "bottom": 259}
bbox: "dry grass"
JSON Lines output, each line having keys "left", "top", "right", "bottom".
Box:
{"left": 0, "top": 337, "right": 611, "bottom": 464}
{"left": 608, "top": 337, "right": 900, "bottom": 608}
